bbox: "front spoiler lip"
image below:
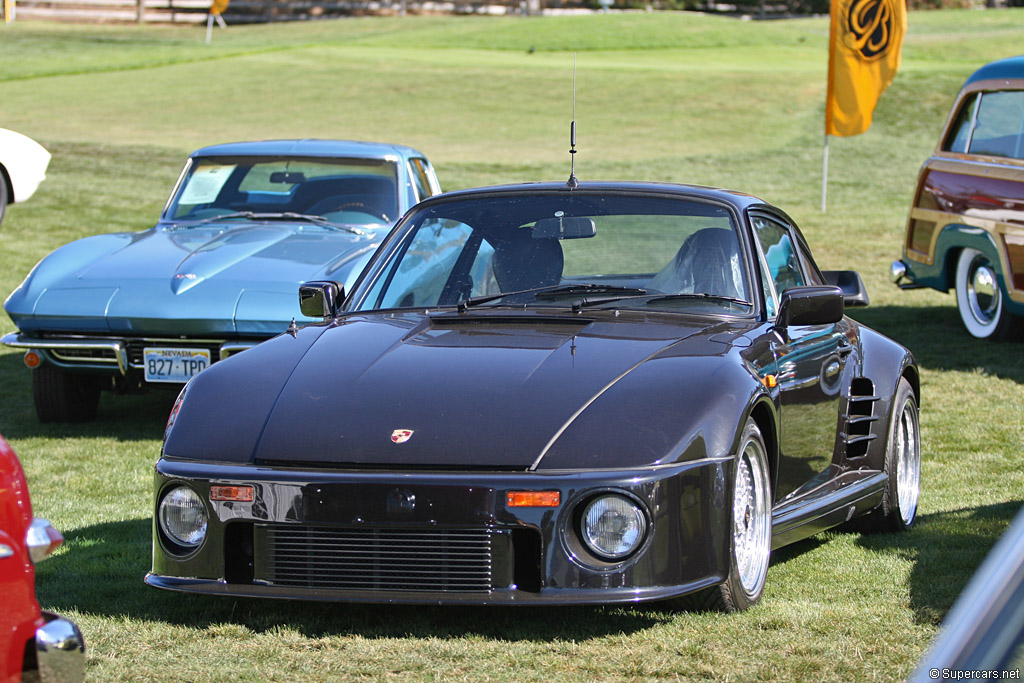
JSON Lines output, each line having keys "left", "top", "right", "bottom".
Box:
{"left": 143, "top": 572, "right": 723, "bottom": 606}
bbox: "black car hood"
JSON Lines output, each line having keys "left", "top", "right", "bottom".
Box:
{"left": 167, "top": 310, "right": 751, "bottom": 469}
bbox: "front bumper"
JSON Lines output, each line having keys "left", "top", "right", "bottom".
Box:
{"left": 35, "top": 611, "right": 85, "bottom": 683}
{"left": 1, "top": 331, "right": 258, "bottom": 376}
{"left": 147, "top": 457, "right": 733, "bottom": 606}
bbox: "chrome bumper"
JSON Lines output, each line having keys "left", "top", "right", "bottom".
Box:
{"left": 35, "top": 612, "right": 85, "bottom": 683}
{"left": 1, "top": 331, "right": 258, "bottom": 375}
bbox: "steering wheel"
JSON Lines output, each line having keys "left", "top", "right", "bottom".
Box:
{"left": 325, "top": 201, "right": 390, "bottom": 223}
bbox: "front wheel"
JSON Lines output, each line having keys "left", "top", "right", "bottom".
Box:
{"left": 670, "top": 419, "right": 772, "bottom": 612}
{"left": 955, "top": 248, "right": 1016, "bottom": 339}
{"left": 32, "top": 364, "right": 101, "bottom": 423}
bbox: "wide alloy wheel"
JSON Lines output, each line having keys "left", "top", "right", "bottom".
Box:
{"left": 955, "top": 248, "right": 1014, "bottom": 339}
{"left": 671, "top": 419, "right": 772, "bottom": 613}
{"left": 731, "top": 422, "right": 772, "bottom": 602}
{"left": 32, "top": 363, "right": 101, "bottom": 423}
{"left": 890, "top": 378, "right": 921, "bottom": 530}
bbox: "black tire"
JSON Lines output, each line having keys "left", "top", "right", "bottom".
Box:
{"left": 668, "top": 419, "right": 772, "bottom": 612}
{"left": 955, "top": 248, "right": 1018, "bottom": 340}
{"left": 849, "top": 377, "right": 921, "bottom": 533}
{"left": 32, "top": 364, "right": 101, "bottom": 423}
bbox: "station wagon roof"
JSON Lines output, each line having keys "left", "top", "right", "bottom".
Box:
{"left": 189, "top": 139, "right": 425, "bottom": 160}
{"left": 964, "top": 55, "right": 1024, "bottom": 88}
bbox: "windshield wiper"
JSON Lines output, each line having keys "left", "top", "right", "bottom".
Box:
{"left": 533, "top": 284, "right": 649, "bottom": 299}
{"left": 172, "top": 211, "right": 367, "bottom": 236}
{"left": 457, "top": 284, "right": 649, "bottom": 312}
{"left": 639, "top": 293, "right": 752, "bottom": 307}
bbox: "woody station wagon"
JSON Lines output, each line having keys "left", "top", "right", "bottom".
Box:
{"left": 891, "top": 55, "right": 1024, "bottom": 339}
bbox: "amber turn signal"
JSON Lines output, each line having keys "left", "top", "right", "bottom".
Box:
{"left": 23, "top": 350, "right": 41, "bottom": 369}
{"left": 506, "top": 491, "right": 560, "bottom": 508}
{"left": 210, "top": 485, "right": 254, "bottom": 502}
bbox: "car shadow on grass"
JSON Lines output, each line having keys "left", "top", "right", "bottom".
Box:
{"left": 36, "top": 518, "right": 671, "bottom": 641}
{"left": 846, "top": 305, "right": 1024, "bottom": 383}
{"left": 851, "top": 499, "right": 1023, "bottom": 626}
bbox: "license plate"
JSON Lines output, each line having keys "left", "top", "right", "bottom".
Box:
{"left": 144, "top": 347, "right": 211, "bottom": 383}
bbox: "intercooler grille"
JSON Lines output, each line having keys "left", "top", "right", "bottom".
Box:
{"left": 258, "top": 525, "right": 497, "bottom": 592}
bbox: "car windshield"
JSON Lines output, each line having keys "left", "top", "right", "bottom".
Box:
{"left": 164, "top": 155, "right": 400, "bottom": 226}
{"left": 352, "top": 192, "right": 753, "bottom": 315}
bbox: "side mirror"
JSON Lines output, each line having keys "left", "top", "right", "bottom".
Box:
{"left": 299, "top": 281, "right": 344, "bottom": 321}
{"left": 777, "top": 286, "right": 844, "bottom": 329}
{"left": 822, "top": 270, "right": 870, "bottom": 307}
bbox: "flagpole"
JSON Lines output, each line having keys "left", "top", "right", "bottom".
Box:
{"left": 821, "top": 134, "right": 829, "bottom": 213}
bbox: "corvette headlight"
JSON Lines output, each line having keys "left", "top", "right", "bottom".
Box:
{"left": 158, "top": 486, "right": 208, "bottom": 550}
{"left": 580, "top": 494, "right": 647, "bottom": 561}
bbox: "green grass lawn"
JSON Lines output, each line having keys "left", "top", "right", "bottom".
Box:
{"left": 1, "top": 10, "right": 1023, "bottom": 681}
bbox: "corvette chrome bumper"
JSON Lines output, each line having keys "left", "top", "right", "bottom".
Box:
{"left": 1, "top": 331, "right": 258, "bottom": 375}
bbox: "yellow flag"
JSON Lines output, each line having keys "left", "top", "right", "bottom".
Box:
{"left": 825, "top": 0, "right": 907, "bottom": 137}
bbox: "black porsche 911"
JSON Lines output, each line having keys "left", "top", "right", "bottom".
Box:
{"left": 147, "top": 180, "right": 921, "bottom": 612}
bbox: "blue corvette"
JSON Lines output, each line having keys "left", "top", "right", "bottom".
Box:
{"left": 3, "top": 139, "right": 441, "bottom": 422}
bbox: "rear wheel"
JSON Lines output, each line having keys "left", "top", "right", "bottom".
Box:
{"left": 671, "top": 419, "right": 771, "bottom": 612}
{"left": 32, "top": 364, "right": 101, "bottom": 423}
{"left": 955, "top": 248, "right": 1016, "bottom": 339}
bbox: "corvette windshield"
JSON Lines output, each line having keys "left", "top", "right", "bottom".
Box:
{"left": 165, "top": 156, "right": 399, "bottom": 227}
{"left": 353, "top": 193, "right": 752, "bottom": 315}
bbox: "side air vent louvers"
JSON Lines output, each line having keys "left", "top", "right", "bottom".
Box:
{"left": 841, "top": 377, "right": 880, "bottom": 459}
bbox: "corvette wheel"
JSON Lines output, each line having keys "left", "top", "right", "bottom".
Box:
{"left": 32, "top": 364, "right": 101, "bottom": 423}
{"left": 670, "top": 419, "right": 771, "bottom": 613}
{"left": 853, "top": 378, "right": 920, "bottom": 533}
{"left": 955, "top": 248, "right": 1015, "bottom": 339}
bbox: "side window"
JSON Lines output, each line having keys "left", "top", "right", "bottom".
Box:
{"left": 364, "top": 220, "right": 474, "bottom": 309}
{"left": 969, "top": 91, "right": 1024, "bottom": 160}
{"left": 409, "top": 158, "right": 439, "bottom": 202}
{"left": 751, "top": 215, "right": 806, "bottom": 318}
{"left": 943, "top": 92, "right": 979, "bottom": 154}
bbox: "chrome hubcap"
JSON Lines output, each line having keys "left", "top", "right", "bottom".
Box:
{"left": 734, "top": 440, "right": 770, "bottom": 596}
{"left": 967, "top": 258, "right": 1000, "bottom": 326}
{"left": 895, "top": 398, "right": 921, "bottom": 526}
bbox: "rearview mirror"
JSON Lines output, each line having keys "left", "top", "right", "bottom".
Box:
{"left": 270, "top": 171, "right": 306, "bottom": 184}
{"left": 299, "top": 281, "right": 344, "bottom": 320}
{"left": 777, "top": 286, "right": 844, "bottom": 329}
{"left": 532, "top": 216, "right": 596, "bottom": 240}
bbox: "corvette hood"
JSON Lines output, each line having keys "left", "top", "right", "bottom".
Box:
{"left": 168, "top": 310, "right": 748, "bottom": 469}
{"left": 7, "top": 222, "right": 379, "bottom": 336}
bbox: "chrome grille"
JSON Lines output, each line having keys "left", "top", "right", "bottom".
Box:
{"left": 257, "top": 525, "right": 498, "bottom": 592}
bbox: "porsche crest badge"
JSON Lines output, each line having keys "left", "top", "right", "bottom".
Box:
{"left": 391, "top": 429, "right": 414, "bottom": 444}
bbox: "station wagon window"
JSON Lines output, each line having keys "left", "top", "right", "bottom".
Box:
{"left": 751, "top": 215, "right": 805, "bottom": 318}
{"left": 943, "top": 90, "right": 1024, "bottom": 160}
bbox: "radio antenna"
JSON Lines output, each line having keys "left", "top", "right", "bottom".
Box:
{"left": 567, "top": 53, "right": 579, "bottom": 189}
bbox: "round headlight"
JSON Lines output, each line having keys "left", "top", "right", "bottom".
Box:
{"left": 580, "top": 494, "right": 647, "bottom": 561}
{"left": 158, "top": 486, "right": 208, "bottom": 549}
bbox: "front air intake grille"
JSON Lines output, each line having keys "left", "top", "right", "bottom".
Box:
{"left": 256, "top": 525, "right": 499, "bottom": 592}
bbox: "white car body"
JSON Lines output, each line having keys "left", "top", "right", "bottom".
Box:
{"left": 0, "top": 128, "right": 50, "bottom": 212}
